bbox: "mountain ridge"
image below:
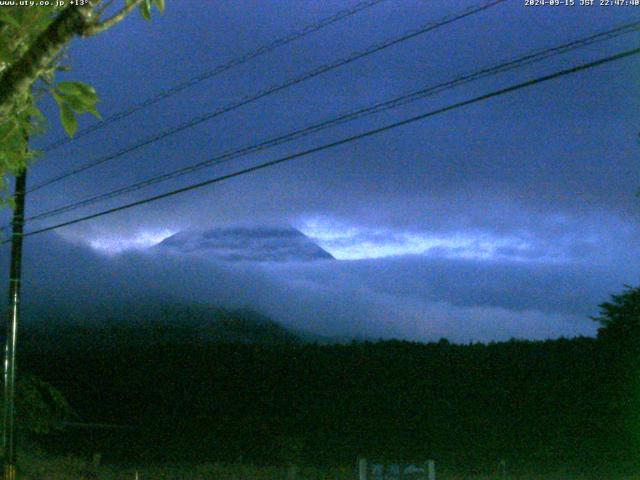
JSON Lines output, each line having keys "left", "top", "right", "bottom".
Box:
{"left": 20, "top": 303, "right": 304, "bottom": 351}
{"left": 155, "top": 225, "right": 334, "bottom": 263}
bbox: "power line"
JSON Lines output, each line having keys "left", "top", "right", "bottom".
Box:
{"left": 20, "top": 19, "right": 640, "bottom": 226}
{"left": 13, "top": 46, "right": 640, "bottom": 242}
{"left": 41, "top": 0, "right": 388, "bottom": 152}
{"left": 28, "top": 0, "right": 507, "bottom": 194}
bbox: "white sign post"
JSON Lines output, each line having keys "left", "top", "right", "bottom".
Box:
{"left": 426, "top": 460, "right": 435, "bottom": 480}
{"left": 359, "top": 457, "right": 368, "bottom": 480}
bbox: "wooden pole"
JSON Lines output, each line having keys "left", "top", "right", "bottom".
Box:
{"left": 2, "top": 170, "right": 27, "bottom": 480}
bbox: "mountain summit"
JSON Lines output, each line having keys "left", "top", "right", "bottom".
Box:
{"left": 155, "top": 226, "right": 334, "bottom": 263}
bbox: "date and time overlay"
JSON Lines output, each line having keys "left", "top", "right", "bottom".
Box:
{"left": 2, "top": 0, "right": 640, "bottom": 8}
{"left": 525, "top": 0, "right": 640, "bottom": 6}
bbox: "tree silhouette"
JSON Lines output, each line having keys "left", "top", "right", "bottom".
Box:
{"left": 593, "top": 285, "right": 640, "bottom": 351}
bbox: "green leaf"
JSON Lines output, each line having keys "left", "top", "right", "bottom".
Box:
{"left": 51, "top": 90, "right": 65, "bottom": 110}
{"left": 153, "top": 0, "right": 165, "bottom": 12}
{"left": 60, "top": 93, "right": 87, "bottom": 113}
{"left": 55, "top": 81, "right": 83, "bottom": 96}
{"left": 53, "top": 82, "right": 100, "bottom": 118}
{"left": 71, "top": 82, "right": 97, "bottom": 99}
{"left": 0, "top": 11, "right": 21, "bottom": 29}
{"left": 59, "top": 103, "right": 78, "bottom": 137}
{"left": 26, "top": 105, "right": 47, "bottom": 135}
{"left": 27, "top": 104, "right": 45, "bottom": 121}
{"left": 86, "top": 104, "right": 102, "bottom": 120}
{"left": 140, "top": 0, "right": 152, "bottom": 20}
{"left": 0, "top": 121, "right": 17, "bottom": 142}
{"left": 56, "top": 81, "right": 97, "bottom": 102}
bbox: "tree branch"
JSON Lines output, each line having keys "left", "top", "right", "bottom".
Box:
{"left": 83, "top": 0, "right": 143, "bottom": 37}
{"left": 95, "top": 0, "right": 116, "bottom": 17}
{"left": 0, "top": 4, "right": 94, "bottom": 117}
{"left": 0, "top": 1, "right": 143, "bottom": 117}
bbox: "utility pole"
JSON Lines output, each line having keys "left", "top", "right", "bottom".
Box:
{"left": 3, "top": 170, "right": 27, "bottom": 480}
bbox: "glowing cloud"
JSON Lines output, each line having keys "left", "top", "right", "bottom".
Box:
{"left": 87, "top": 229, "right": 176, "bottom": 255}
{"left": 298, "top": 216, "right": 535, "bottom": 261}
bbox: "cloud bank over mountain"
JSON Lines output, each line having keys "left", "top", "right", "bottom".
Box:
{"left": 9, "top": 1, "right": 636, "bottom": 344}
{"left": 4, "top": 224, "right": 632, "bottom": 344}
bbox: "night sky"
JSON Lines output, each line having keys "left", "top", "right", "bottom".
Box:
{"left": 4, "top": 0, "right": 639, "bottom": 342}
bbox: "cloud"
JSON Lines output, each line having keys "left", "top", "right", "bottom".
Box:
{"left": 7, "top": 2, "right": 637, "bottom": 344}
{"left": 298, "top": 215, "right": 535, "bottom": 261}
{"left": 22, "top": 0, "right": 639, "bottom": 252}
{"left": 3, "top": 230, "right": 629, "bottom": 343}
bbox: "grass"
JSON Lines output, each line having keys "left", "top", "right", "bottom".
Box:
{"left": 12, "top": 452, "right": 640, "bottom": 480}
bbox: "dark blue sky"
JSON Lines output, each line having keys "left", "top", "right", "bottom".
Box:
{"left": 6, "top": 0, "right": 640, "bottom": 342}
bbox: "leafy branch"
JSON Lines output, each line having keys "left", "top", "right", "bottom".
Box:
{"left": 0, "top": 0, "right": 165, "bottom": 202}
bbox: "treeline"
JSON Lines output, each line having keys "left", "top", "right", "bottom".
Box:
{"left": 17, "top": 333, "right": 640, "bottom": 475}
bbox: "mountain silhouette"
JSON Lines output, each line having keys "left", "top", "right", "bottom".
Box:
{"left": 20, "top": 303, "right": 302, "bottom": 351}
{"left": 155, "top": 226, "right": 334, "bottom": 263}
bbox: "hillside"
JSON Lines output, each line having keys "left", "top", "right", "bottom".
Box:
{"left": 19, "top": 303, "right": 301, "bottom": 352}
{"left": 19, "top": 335, "right": 638, "bottom": 475}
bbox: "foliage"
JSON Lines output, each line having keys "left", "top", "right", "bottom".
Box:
{"left": 0, "top": 0, "right": 164, "bottom": 202}
{"left": 0, "top": 5, "right": 61, "bottom": 186}
{"left": 592, "top": 284, "right": 640, "bottom": 346}
{"left": 0, "top": 374, "right": 72, "bottom": 435}
{"left": 13, "top": 456, "right": 640, "bottom": 480}
{"left": 51, "top": 81, "right": 100, "bottom": 138}
{"left": 20, "top": 331, "right": 634, "bottom": 473}
{"left": 130, "top": 0, "right": 165, "bottom": 20}
{"left": 591, "top": 285, "right": 640, "bottom": 458}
